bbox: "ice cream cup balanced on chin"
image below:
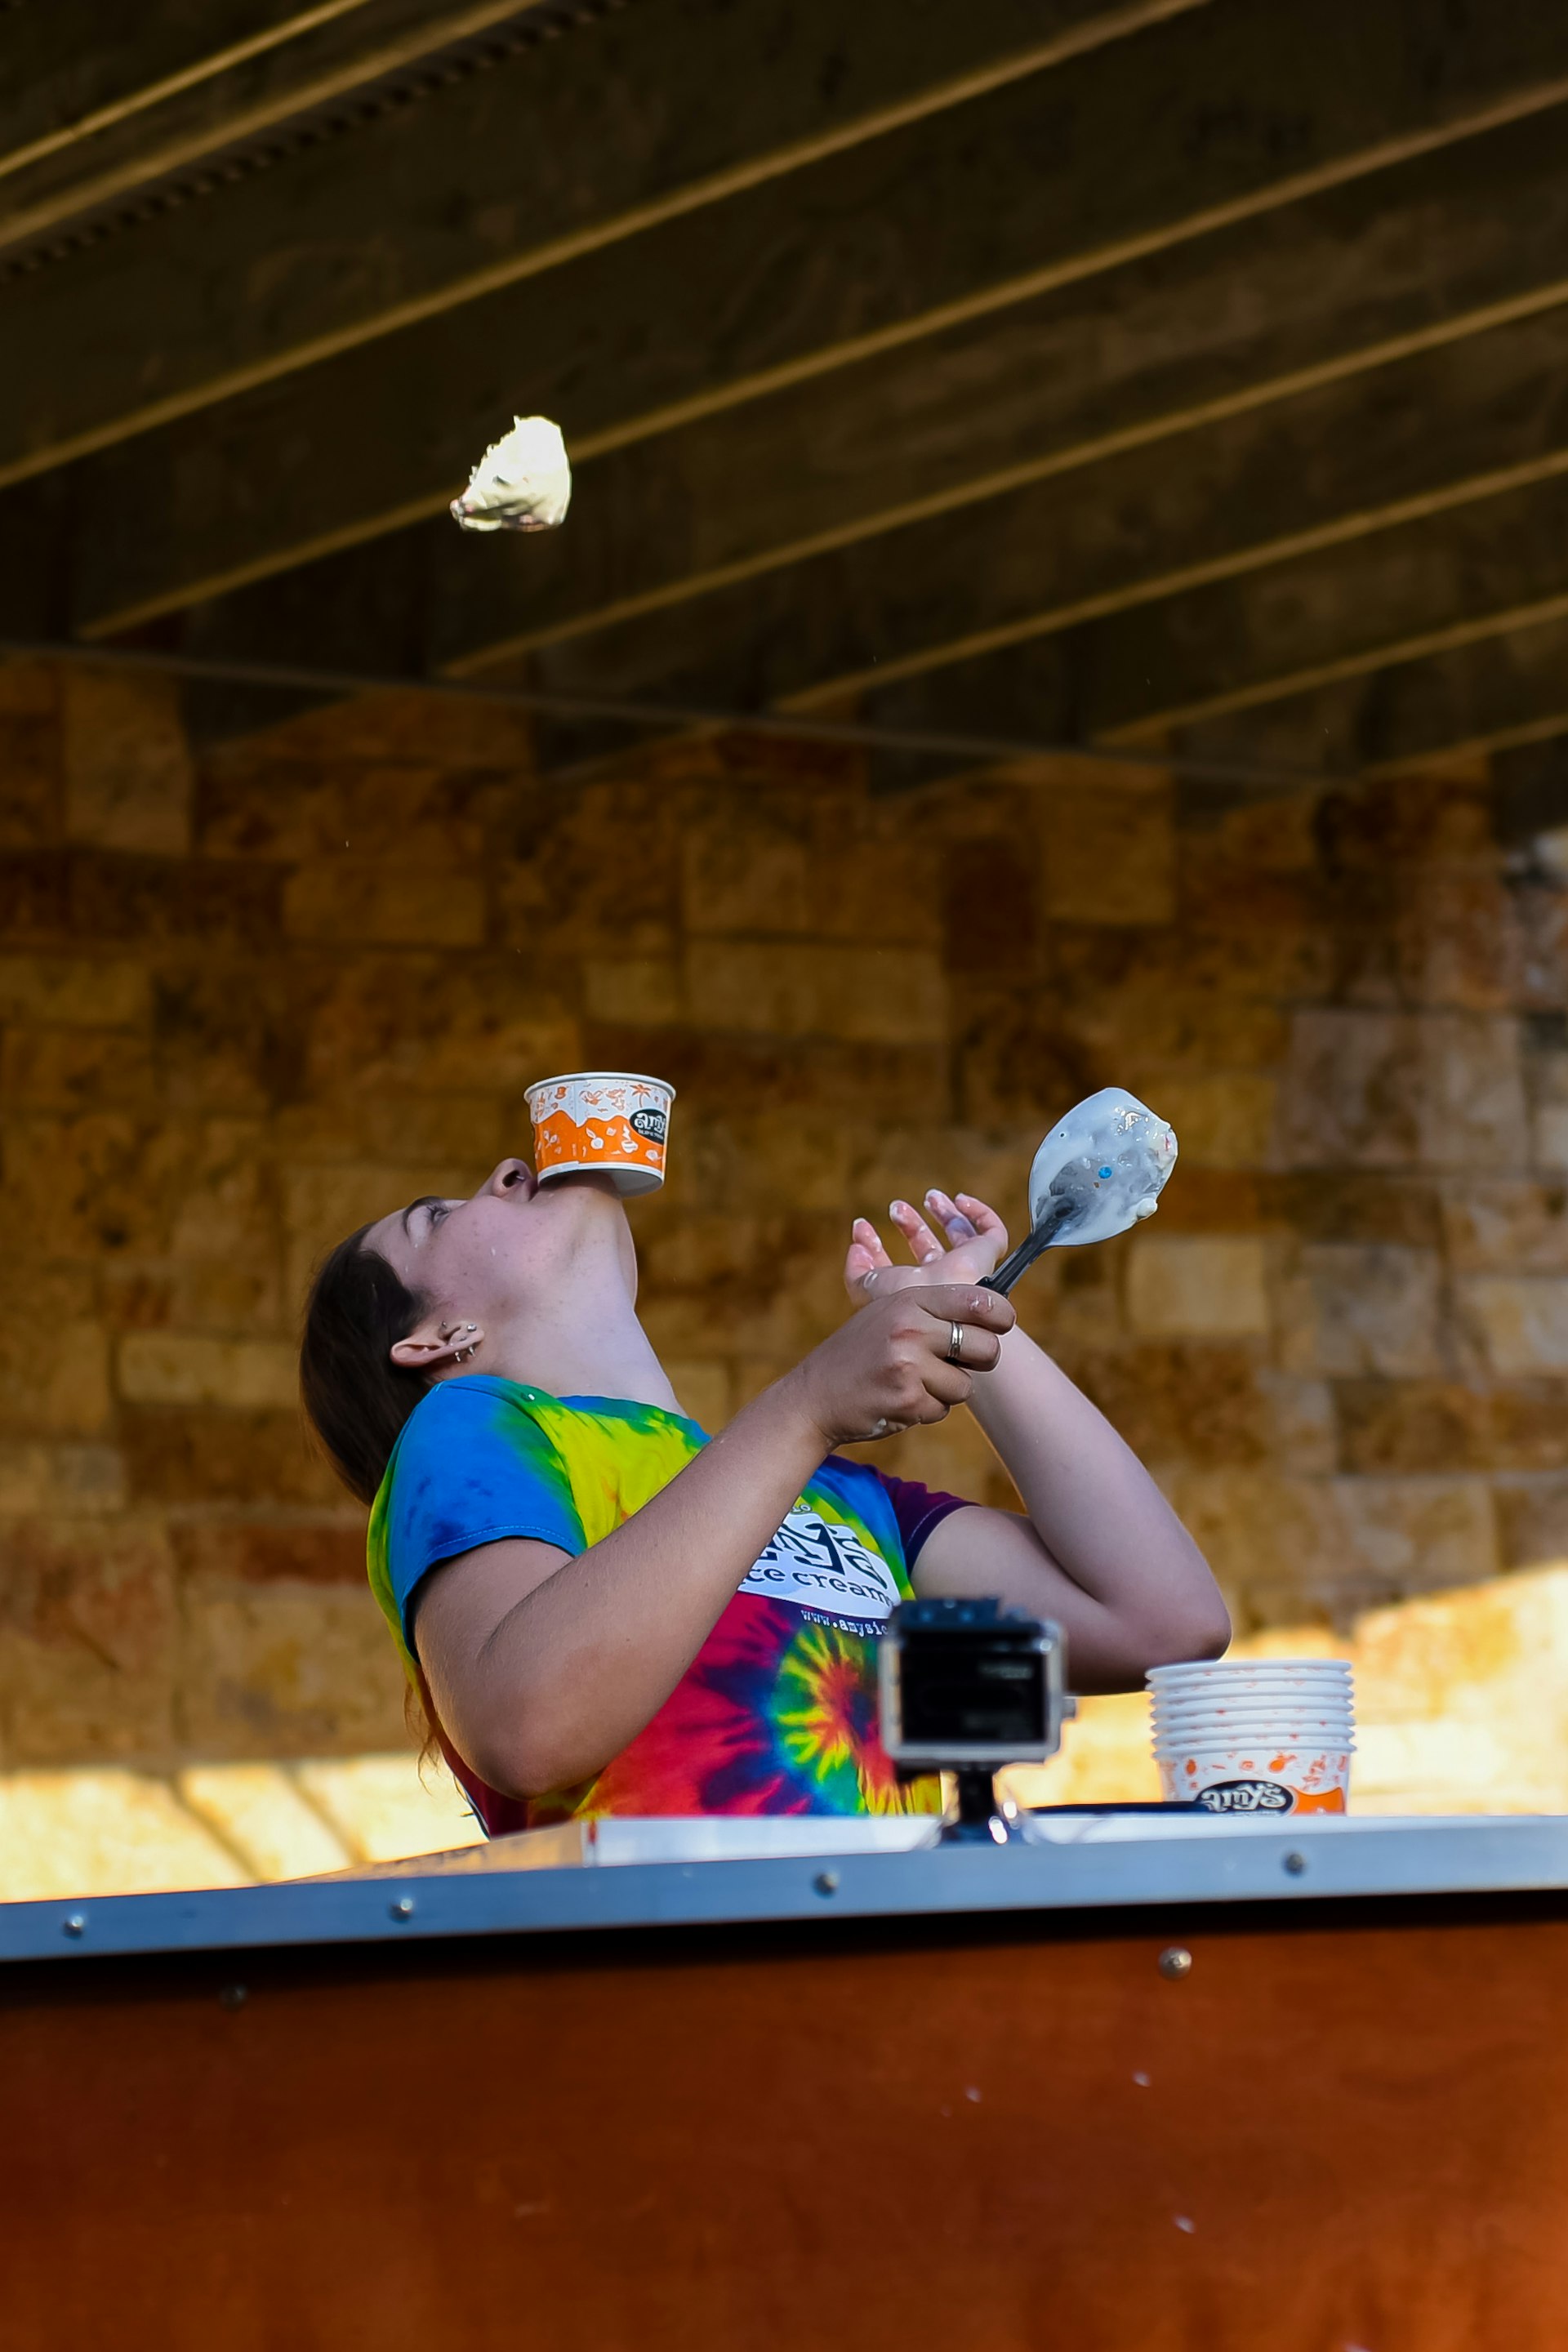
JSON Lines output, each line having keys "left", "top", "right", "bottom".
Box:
{"left": 525, "top": 1072, "right": 675, "bottom": 1197}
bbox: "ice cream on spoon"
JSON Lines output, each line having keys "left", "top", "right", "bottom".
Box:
{"left": 982, "top": 1088, "right": 1178, "bottom": 1297}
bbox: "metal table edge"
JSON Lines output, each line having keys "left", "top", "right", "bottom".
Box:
{"left": 6, "top": 1815, "right": 1568, "bottom": 1966}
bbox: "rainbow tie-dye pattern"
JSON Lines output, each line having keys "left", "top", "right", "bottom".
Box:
{"left": 368, "top": 1377, "right": 943, "bottom": 1826}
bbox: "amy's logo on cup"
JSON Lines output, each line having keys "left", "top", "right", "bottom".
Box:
{"left": 630, "top": 1107, "right": 666, "bottom": 1144}
{"left": 1195, "top": 1778, "right": 1294, "bottom": 1815}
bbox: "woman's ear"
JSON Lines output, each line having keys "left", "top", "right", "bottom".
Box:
{"left": 390, "top": 1320, "right": 483, "bottom": 1373}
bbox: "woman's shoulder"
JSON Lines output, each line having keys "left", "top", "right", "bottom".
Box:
{"left": 376, "top": 1376, "right": 585, "bottom": 1542}
{"left": 386, "top": 1374, "right": 565, "bottom": 1480}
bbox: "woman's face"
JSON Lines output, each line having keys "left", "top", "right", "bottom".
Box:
{"left": 364, "top": 1156, "right": 635, "bottom": 1327}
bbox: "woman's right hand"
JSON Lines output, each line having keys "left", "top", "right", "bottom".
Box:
{"left": 786, "top": 1282, "right": 1016, "bottom": 1448}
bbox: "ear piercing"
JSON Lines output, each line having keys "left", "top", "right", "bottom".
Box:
{"left": 449, "top": 1323, "right": 480, "bottom": 1364}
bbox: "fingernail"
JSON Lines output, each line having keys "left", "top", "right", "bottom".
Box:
{"left": 890, "top": 1200, "right": 906, "bottom": 1218}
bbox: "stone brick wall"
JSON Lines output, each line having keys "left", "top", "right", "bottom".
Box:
{"left": 4, "top": 652, "right": 1568, "bottom": 1770}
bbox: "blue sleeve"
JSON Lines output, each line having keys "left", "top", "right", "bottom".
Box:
{"left": 381, "top": 1382, "right": 585, "bottom": 1653}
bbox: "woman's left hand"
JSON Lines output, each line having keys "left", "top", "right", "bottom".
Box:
{"left": 844, "top": 1189, "right": 1009, "bottom": 1303}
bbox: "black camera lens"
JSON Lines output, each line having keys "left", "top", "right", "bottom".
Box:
{"left": 898, "top": 1627, "right": 1048, "bottom": 1747}
{"left": 880, "top": 1597, "right": 1062, "bottom": 1767}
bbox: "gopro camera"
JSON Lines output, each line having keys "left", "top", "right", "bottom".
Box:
{"left": 880, "top": 1597, "right": 1067, "bottom": 1769}
{"left": 880, "top": 1598, "right": 1071, "bottom": 1842}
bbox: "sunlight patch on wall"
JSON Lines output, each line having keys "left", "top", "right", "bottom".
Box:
{"left": 1012, "top": 1560, "right": 1568, "bottom": 1818}
{"left": 0, "top": 1751, "right": 483, "bottom": 1903}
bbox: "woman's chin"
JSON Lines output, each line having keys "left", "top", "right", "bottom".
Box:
{"left": 537, "top": 1170, "right": 624, "bottom": 1204}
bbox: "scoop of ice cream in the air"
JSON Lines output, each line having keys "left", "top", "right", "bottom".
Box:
{"left": 1027, "top": 1088, "right": 1178, "bottom": 1246}
{"left": 450, "top": 415, "right": 572, "bottom": 532}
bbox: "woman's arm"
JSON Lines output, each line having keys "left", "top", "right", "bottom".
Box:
{"left": 848, "top": 1192, "right": 1230, "bottom": 1690}
{"left": 414, "top": 1282, "right": 1015, "bottom": 1797}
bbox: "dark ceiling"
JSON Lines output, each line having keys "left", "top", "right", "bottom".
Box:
{"left": 7, "top": 0, "right": 1568, "bottom": 804}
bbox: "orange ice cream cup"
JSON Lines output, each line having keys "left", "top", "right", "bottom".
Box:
{"left": 525, "top": 1071, "right": 675, "bottom": 1198}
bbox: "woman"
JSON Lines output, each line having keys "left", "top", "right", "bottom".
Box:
{"left": 301, "top": 1157, "right": 1228, "bottom": 1832}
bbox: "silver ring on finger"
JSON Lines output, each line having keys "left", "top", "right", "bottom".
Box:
{"left": 947, "top": 1320, "right": 965, "bottom": 1365}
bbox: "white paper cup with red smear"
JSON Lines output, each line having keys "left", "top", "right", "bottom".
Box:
{"left": 1153, "top": 1693, "right": 1353, "bottom": 1727}
{"left": 1154, "top": 1708, "right": 1354, "bottom": 1739}
{"left": 1149, "top": 1660, "right": 1355, "bottom": 1815}
{"left": 525, "top": 1071, "right": 675, "bottom": 1198}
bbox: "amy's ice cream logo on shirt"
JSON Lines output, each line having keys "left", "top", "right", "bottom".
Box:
{"left": 739, "top": 1507, "right": 902, "bottom": 1633}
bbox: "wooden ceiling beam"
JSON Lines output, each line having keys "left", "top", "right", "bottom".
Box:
{"left": 853, "top": 474, "right": 1568, "bottom": 763}
{"left": 2, "top": 0, "right": 370, "bottom": 175}
{"left": 0, "top": 0, "right": 1195, "bottom": 479}
{"left": 1350, "top": 614, "right": 1568, "bottom": 780}
{"left": 425, "top": 109, "right": 1568, "bottom": 675}
{"left": 34, "top": 18, "right": 1568, "bottom": 646}
{"left": 459, "top": 307, "right": 1568, "bottom": 746}
{"left": 130, "top": 298, "right": 1568, "bottom": 778}
{"left": 1169, "top": 608, "right": 1568, "bottom": 781}
{"left": 1, "top": 3, "right": 566, "bottom": 252}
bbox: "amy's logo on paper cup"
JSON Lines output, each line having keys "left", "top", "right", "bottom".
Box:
{"left": 1195, "top": 1779, "right": 1294, "bottom": 1815}
{"left": 1156, "top": 1744, "right": 1352, "bottom": 1815}
{"left": 524, "top": 1071, "right": 675, "bottom": 1199}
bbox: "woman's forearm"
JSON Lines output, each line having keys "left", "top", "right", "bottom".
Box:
{"left": 847, "top": 1192, "right": 1227, "bottom": 1677}
{"left": 966, "top": 1325, "right": 1227, "bottom": 1637}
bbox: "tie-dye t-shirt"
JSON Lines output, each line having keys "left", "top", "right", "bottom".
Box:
{"left": 368, "top": 1375, "right": 966, "bottom": 1831}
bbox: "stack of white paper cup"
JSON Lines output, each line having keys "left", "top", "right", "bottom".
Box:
{"left": 1148, "top": 1660, "right": 1355, "bottom": 1816}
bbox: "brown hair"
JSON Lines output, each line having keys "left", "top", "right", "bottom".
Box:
{"left": 299, "top": 1226, "right": 457, "bottom": 1782}
{"left": 299, "top": 1223, "right": 431, "bottom": 1505}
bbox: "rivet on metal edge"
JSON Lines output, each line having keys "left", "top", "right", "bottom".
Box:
{"left": 390, "top": 1896, "right": 415, "bottom": 1920}
{"left": 813, "top": 1870, "right": 840, "bottom": 1896}
{"left": 62, "top": 1913, "right": 86, "bottom": 1939}
{"left": 1283, "top": 1851, "right": 1307, "bottom": 1876}
{"left": 1156, "top": 1945, "right": 1192, "bottom": 1980}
